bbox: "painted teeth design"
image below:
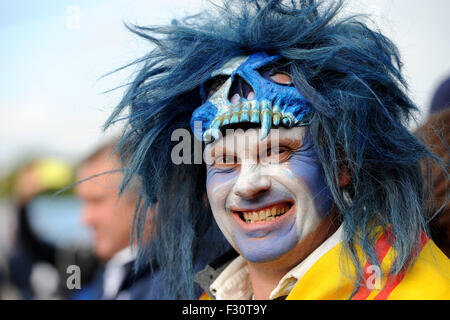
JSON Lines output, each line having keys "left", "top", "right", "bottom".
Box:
{"left": 240, "top": 204, "right": 291, "bottom": 223}
{"left": 202, "top": 100, "right": 310, "bottom": 143}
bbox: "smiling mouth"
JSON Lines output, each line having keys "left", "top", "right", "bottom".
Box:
{"left": 233, "top": 202, "right": 293, "bottom": 224}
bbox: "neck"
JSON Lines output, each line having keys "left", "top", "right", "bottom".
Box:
{"left": 246, "top": 209, "right": 340, "bottom": 300}
{"left": 246, "top": 260, "right": 291, "bottom": 300}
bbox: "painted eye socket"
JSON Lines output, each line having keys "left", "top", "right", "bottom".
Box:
{"left": 259, "top": 60, "right": 294, "bottom": 87}
{"left": 261, "top": 146, "right": 291, "bottom": 164}
{"left": 205, "top": 75, "right": 228, "bottom": 98}
{"left": 213, "top": 155, "right": 240, "bottom": 169}
{"left": 269, "top": 71, "right": 293, "bottom": 86}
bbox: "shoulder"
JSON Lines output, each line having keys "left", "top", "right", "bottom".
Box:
{"left": 387, "top": 239, "right": 450, "bottom": 299}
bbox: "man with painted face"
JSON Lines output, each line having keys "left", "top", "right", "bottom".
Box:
{"left": 192, "top": 53, "right": 346, "bottom": 299}
{"left": 107, "top": 0, "right": 450, "bottom": 299}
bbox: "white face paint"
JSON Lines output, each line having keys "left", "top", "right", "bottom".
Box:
{"left": 204, "top": 127, "right": 333, "bottom": 263}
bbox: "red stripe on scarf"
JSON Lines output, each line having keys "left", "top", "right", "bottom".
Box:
{"left": 352, "top": 227, "right": 393, "bottom": 300}
{"left": 373, "top": 231, "right": 429, "bottom": 300}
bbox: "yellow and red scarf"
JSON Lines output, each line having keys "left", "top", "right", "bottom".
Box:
{"left": 200, "top": 228, "right": 450, "bottom": 300}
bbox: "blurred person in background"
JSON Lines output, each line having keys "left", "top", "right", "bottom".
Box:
{"left": 6, "top": 158, "right": 98, "bottom": 299}
{"left": 429, "top": 77, "right": 450, "bottom": 116}
{"left": 415, "top": 76, "right": 450, "bottom": 258}
{"left": 72, "top": 140, "right": 164, "bottom": 300}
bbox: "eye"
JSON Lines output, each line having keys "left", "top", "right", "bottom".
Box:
{"left": 258, "top": 60, "right": 294, "bottom": 87}
{"left": 262, "top": 146, "right": 291, "bottom": 164}
{"left": 213, "top": 155, "right": 240, "bottom": 169}
{"left": 270, "top": 146, "right": 290, "bottom": 158}
{"left": 204, "top": 75, "right": 228, "bottom": 98}
{"left": 269, "top": 71, "right": 292, "bottom": 86}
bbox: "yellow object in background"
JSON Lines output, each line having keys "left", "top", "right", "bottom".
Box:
{"left": 33, "top": 159, "right": 74, "bottom": 192}
{"left": 12, "top": 158, "right": 75, "bottom": 204}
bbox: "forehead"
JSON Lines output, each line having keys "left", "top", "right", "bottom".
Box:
{"left": 77, "top": 158, "right": 121, "bottom": 190}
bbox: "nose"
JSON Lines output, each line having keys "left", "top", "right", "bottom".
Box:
{"left": 234, "top": 165, "right": 271, "bottom": 199}
{"left": 228, "top": 75, "right": 255, "bottom": 103}
{"left": 81, "top": 204, "right": 95, "bottom": 227}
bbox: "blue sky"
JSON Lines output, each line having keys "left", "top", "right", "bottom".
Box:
{"left": 1, "top": 0, "right": 449, "bottom": 174}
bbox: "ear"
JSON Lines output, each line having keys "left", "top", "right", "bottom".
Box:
{"left": 338, "top": 167, "right": 351, "bottom": 188}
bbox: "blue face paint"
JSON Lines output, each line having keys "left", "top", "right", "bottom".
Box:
{"left": 287, "top": 131, "right": 333, "bottom": 219}
{"left": 283, "top": 167, "right": 295, "bottom": 181}
{"left": 233, "top": 131, "right": 332, "bottom": 262}
{"left": 205, "top": 127, "right": 334, "bottom": 264}
{"left": 229, "top": 188, "right": 300, "bottom": 263}
{"left": 199, "top": 52, "right": 328, "bottom": 264}
{"left": 206, "top": 165, "right": 239, "bottom": 196}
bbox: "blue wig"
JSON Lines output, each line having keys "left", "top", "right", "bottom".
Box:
{"left": 105, "top": 0, "right": 447, "bottom": 298}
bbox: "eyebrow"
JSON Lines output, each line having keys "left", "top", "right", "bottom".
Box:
{"left": 209, "top": 135, "right": 303, "bottom": 158}
{"left": 259, "top": 137, "right": 302, "bottom": 152}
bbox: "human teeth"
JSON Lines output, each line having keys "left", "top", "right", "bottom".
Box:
{"left": 240, "top": 203, "right": 291, "bottom": 223}
{"left": 277, "top": 206, "right": 288, "bottom": 216}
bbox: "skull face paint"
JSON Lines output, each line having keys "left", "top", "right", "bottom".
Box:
{"left": 195, "top": 53, "right": 332, "bottom": 263}
{"left": 190, "top": 52, "right": 312, "bottom": 143}
{"left": 204, "top": 127, "right": 333, "bottom": 263}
